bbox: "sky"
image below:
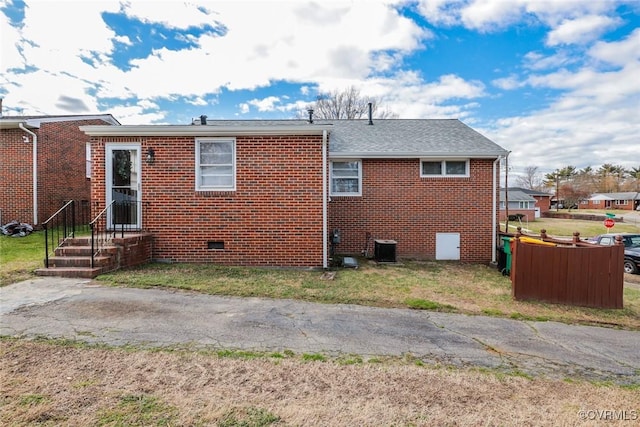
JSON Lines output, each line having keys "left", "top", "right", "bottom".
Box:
{"left": 1, "top": 0, "right": 639, "bottom": 179}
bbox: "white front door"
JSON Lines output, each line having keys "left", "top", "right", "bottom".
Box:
{"left": 106, "top": 144, "right": 141, "bottom": 230}
{"left": 436, "top": 232, "right": 460, "bottom": 260}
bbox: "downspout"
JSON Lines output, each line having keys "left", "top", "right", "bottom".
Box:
{"left": 493, "top": 151, "right": 510, "bottom": 264}
{"left": 322, "top": 129, "right": 328, "bottom": 269}
{"left": 491, "top": 156, "right": 501, "bottom": 264}
{"left": 19, "top": 123, "right": 38, "bottom": 225}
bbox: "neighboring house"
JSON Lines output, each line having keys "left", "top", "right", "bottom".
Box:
{"left": 80, "top": 118, "right": 508, "bottom": 268}
{"left": 499, "top": 188, "right": 537, "bottom": 222}
{"left": 581, "top": 192, "right": 640, "bottom": 211}
{"left": 506, "top": 187, "right": 552, "bottom": 217}
{"left": 0, "top": 113, "right": 120, "bottom": 226}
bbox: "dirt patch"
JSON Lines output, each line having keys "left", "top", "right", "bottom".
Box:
{"left": 625, "top": 273, "right": 640, "bottom": 290}
{"left": 2, "top": 340, "right": 639, "bottom": 426}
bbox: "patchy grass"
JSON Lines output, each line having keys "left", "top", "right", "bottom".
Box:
{"left": 0, "top": 232, "right": 43, "bottom": 286}
{"left": 2, "top": 340, "right": 639, "bottom": 427}
{"left": 97, "top": 260, "right": 640, "bottom": 329}
{"left": 96, "top": 393, "right": 178, "bottom": 426}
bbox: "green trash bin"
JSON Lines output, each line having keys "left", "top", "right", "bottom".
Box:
{"left": 501, "top": 236, "right": 513, "bottom": 274}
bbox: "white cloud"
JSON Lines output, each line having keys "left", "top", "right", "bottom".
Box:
{"left": 246, "top": 96, "right": 282, "bottom": 112}
{"left": 523, "top": 51, "right": 576, "bottom": 71}
{"left": 487, "top": 57, "right": 640, "bottom": 174}
{"left": 1, "top": 0, "right": 427, "bottom": 118}
{"left": 492, "top": 75, "right": 523, "bottom": 90}
{"left": 589, "top": 27, "right": 640, "bottom": 66}
{"left": 415, "top": 0, "right": 624, "bottom": 34}
{"left": 546, "top": 15, "right": 622, "bottom": 46}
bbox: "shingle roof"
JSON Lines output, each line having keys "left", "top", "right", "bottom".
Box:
{"left": 589, "top": 192, "right": 640, "bottom": 200}
{"left": 500, "top": 189, "right": 537, "bottom": 202}
{"left": 194, "top": 118, "right": 508, "bottom": 158}
{"left": 328, "top": 119, "right": 507, "bottom": 158}
{"left": 507, "top": 187, "right": 552, "bottom": 197}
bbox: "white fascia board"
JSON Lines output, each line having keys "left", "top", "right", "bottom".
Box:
{"left": 80, "top": 125, "right": 328, "bottom": 137}
{"left": 0, "top": 119, "right": 39, "bottom": 129}
{"left": 329, "top": 152, "right": 506, "bottom": 159}
{"left": 25, "top": 115, "right": 119, "bottom": 127}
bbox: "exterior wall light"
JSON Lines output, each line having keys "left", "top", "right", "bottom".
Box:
{"left": 146, "top": 148, "right": 155, "bottom": 164}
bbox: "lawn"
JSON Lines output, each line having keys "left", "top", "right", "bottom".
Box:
{"left": 0, "top": 231, "right": 43, "bottom": 286}
{"left": 2, "top": 339, "right": 639, "bottom": 427}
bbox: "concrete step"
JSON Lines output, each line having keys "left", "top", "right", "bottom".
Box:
{"left": 35, "top": 267, "right": 105, "bottom": 279}
{"left": 46, "top": 255, "right": 113, "bottom": 268}
{"left": 62, "top": 237, "right": 94, "bottom": 246}
{"left": 55, "top": 245, "right": 117, "bottom": 257}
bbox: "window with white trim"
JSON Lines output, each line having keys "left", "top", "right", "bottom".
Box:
{"left": 518, "top": 201, "right": 534, "bottom": 209}
{"left": 330, "top": 160, "right": 361, "bottom": 196}
{"left": 85, "top": 142, "right": 91, "bottom": 178}
{"left": 196, "top": 138, "right": 235, "bottom": 191}
{"left": 421, "top": 159, "right": 469, "bottom": 177}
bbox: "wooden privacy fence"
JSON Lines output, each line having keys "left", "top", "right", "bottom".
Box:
{"left": 509, "top": 232, "right": 624, "bottom": 309}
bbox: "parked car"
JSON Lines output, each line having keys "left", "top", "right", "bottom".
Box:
{"left": 590, "top": 233, "right": 640, "bottom": 274}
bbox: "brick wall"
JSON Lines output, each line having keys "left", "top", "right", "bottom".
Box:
{"left": 37, "top": 120, "right": 97, "bottom": 222}
{"left": 499, "top": 209, "right": 534, "bottom": 222}
{"left": 1, "top": 119, "right": 104, "bottom": 226}
{"left": 0, "top": 128, "right": 33, "bottom": 223}
{"left": 328, "top": 158, "right": 498, "bottom": 263}
{"left": 534, "top": 195, "right": 551, "bottom": 212}
{"left": 91, "top": 135, "right": 325, "bottom": 267}
{"left": 581, "top": 200, "right": 636, "bottom": 211}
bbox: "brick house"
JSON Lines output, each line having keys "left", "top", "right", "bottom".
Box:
{"left": 80, "top": 118, "right": 508, "bottom": 268}
{"left": 0, "top": 114, "right": 120, "bottom": 226}
{"left": 499, "top": 188, "right": 537, "bottom": 222}
{"left": 501, "top": 187, "right": 552, "bottom": 220}
{"left": 581, "top": 192, "right": 640, "bottom": 211}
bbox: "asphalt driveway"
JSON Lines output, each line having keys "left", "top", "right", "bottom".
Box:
{"left": 1, "top": 277, "right": 639, "bottom": 384}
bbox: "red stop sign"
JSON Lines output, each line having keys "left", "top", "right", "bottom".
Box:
{"left": 604, "top": 218, "right": 615, "bottom": 228}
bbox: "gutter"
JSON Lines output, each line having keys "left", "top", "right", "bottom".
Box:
{"left": 19, "top": 123, "right": 38, "bottom": 225}
{"left": 80, "top": 124, "right": 327, "bottom": 137}
{"left": 329, "top": 152, "right": 509, "bottom": 159}
{"left": 322, "top": 130, "right": 328, "bottom": 269}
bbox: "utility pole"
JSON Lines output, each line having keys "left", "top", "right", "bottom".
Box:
{"left": 556, "top": 174, "right": 560, "bottom": 212}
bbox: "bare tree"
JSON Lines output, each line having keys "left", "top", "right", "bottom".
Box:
{"left": 515, "top": 166, "right": 542, "bottom": 190}
{"left": 301, "top": 86, "right": 397, "bottom": 120}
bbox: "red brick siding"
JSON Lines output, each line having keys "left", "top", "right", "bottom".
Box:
{"left": 0, "top": 128, "right": 33, "bottom": 223}
{"left": 1, "top": 119, "right": 102, "bottom": 225}
{"left": 533, "top": 195, "right": 551, "bottom": 212}
{"left": 328, "top": 158, "right": 498, "bottom": 263}
{"left": 499, "top": 209, "right": 534, "bottom": 222}
{"left": 581, "top": 200, "right": 636, "bottom": 210}
{"left": 37, "top": 121, "right": 96, "bottom": 222}
{"left": 91, "top": 135, "right": 325, "bottom": 267}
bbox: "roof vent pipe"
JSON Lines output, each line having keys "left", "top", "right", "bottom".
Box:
{"left": 307, "top": 109, "right": 314, "bottom": 123}
{"left": 368, "top": 102, "right": 373, "bottom": 125}
{"left": 200, "top": 115, "right": 207, "bottom": 125}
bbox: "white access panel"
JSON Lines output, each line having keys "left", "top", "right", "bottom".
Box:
{"left": 436, "top": 232, "right": 460, "bottom": 260}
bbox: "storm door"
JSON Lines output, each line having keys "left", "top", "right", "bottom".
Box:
{"left": 106, "top": 144, "right": 141, "bottom": 230}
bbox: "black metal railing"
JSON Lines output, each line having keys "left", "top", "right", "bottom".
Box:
{"left": 42, "top": 200, "right": 91, "bottom": 267}
{"left": 89, "top": 201, "right": 145, "bottom": 268}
